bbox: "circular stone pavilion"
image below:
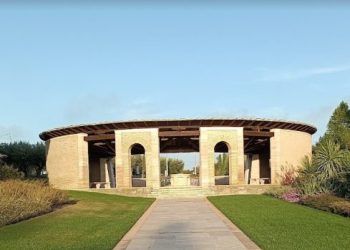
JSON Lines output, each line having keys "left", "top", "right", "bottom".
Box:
{"left": 40, "top": 118, "right": 316, "bottom": 194}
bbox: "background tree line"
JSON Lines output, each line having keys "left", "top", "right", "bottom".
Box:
{"left": 131, "top": 155, "right": 186, "bottom": 176}
{"left": 0, "top": 141, "right": 46, "bottom": 178}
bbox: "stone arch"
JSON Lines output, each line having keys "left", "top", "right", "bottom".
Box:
{"left": 115, "top": 128, "right": 160, "bottom": 189}
{"left": 199, "top": 127, "right": 245, "bottom": 187}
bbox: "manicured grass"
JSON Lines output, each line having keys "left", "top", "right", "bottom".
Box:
{"left": 208, "top": 195, "right": 350, "bottom": 250}
{"left": 0, "top": 191, "right": 154, "bottom": 250}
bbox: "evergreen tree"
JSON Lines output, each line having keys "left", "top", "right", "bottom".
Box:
{"left": 131, "top": 154, "right": 145, "bottom": 177}
{"left": 0, "top": 141, "right": 46, "bottom": 177}
{"left": 160, "top": 157, "right": 184, "bottom": 174}
{"left": 318, "top": 101, "right": 350, "bottom": 149}
{"left": 214, "top": 153, "right": 229, "bottom": 176}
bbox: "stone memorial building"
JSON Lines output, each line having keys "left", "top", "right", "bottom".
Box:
{"left": 40, "top": 118, "right": 316, "bottom": 195}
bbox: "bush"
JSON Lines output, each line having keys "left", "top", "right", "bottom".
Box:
{"left": 332, "top": 173, "right": 350, "bottom": 198}
{"left": 300, "top": 193, "right": 350, "bottom": 217}
{"left": 280, "top": 164, "right": 297, "bottom": 186}
{"left": 0, "top": 180, "right": 70, "bottom": 226}
{"left": 0, "top": 164, "right": 24, "bottom": 180}
{"left": 281, "top": 190, "right": 300, "bottom": 203}
{"left": 294, "top": 173, "right": 328, "bottom": 195}
{"left": 265, "top": 186, "right": 294, "bottom": 199}
{"left": 329, "top": 201, "right": 350, "bottom": 217}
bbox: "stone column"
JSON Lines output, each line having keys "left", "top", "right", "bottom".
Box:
{"left": 199, "top": 128, "right": 211, "bottom": 187}
{"left": 115, "top": 128, "right": 160, "bottom": 189}
{"left": 244, "top": 154, "right": 252, "bottom": 184}
{"left": 200, "top": 127, "right": 245, "bottom": 187}
{"left": 99, "top": 158, "right": 108, "bottom": 182}
{"left": 250, "top": 154, "right": 260, "bottom": 185}
{"left": 46, "top": 133, "right": 89, "bottom": 189}
{"left": 235, "top": 128, "right": 245, "bottom": 185}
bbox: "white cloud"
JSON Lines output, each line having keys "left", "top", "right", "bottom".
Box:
{"left": 258, "top": 64, "right": 350, "bottom": 82}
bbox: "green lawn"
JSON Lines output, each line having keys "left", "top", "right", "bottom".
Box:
{"left": 208, "top": 195, "right": 350, "bottom": 250}
{"left": 0, "top": 191, "right": 154, "bottom": 250}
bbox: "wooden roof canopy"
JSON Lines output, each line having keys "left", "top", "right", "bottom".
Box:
{"left": 40, "top": 118, "right": 316, "bottom": 140}
{"left": 40, "top": 119, "right": 316, "bottom": 156}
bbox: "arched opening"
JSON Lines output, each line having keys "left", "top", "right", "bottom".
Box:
{"left": 159, "top": 136, "right": 200, "bottom": 187}
{"left": 214, "top": 141, "right": 230, "bottom": 185}
{"left": 159, "top": 152, "right": 200, "bottom": 187}
{"left": 130, "top": 143, "right": 146, "bottom": 187}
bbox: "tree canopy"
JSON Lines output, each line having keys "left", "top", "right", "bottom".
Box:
{"left": 215, "top": 153, "right": 229, "bottom": 176}
{"left": 131, "top": 154, "right": 146, "bottom": 177}
{"left": 132, "top": 156, "right": 185, "bottom": 176}
{"left": 160, "top": 157, "right": 184, "bottom": 175}
{"left": 318, "top": 101, "right": 350, "bottom": 149}
{"left": 0, "top": 141, "right": 46, "bottom": 177}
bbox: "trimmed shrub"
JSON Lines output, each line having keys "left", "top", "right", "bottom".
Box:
{"left": 0, "top": 164, "right": 24, "bottom": 180}
{"left": 329, "top": 201, "right": 350, "bottom": 217}
{"left": 0, "top": 180, "right": 70, "bottom": 226}
{"left": 300, "top": 193, "right": 350, "bottom": 217}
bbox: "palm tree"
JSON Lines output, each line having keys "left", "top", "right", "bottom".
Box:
{"left": 314, "top": 139, "right": 349, "bottom": 181}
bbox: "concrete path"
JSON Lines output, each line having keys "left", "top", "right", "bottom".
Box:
{"left": 115, "top": 198, "right": 260, "bottom": 250}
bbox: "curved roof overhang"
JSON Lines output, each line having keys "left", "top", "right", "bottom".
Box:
{"left": 39, "top": 118, "right": 316, "bottom": 141}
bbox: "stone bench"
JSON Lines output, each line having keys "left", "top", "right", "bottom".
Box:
{"left": 250, "top": 178, "right": 270, "bottom": 185}
{"left": 90, "top": 182, "right": 110, "bottom": 189}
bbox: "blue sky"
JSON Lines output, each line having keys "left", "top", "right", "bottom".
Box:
{"left": 1, "top": 2, "right": 350, "bottom": 159}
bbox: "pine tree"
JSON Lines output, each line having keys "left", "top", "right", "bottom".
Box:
{"left": 318, "top": 101, "right": 350, "bottom": 149}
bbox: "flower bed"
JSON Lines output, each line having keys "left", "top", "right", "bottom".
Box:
{"left": 266, "top": 187, "right": 350, "bottom": 217}
{"left": 300, "top": 193, "right": 350, "bottom": 217}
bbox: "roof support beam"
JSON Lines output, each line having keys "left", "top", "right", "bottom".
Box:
{"left": 244, "top": 131, "right": 274, "bottom": 137}
{"left": 84, "top": 134, "right": 115, "bottom": 141}
{"left": 159, "top": 130, "right": 200, "bottom": 137}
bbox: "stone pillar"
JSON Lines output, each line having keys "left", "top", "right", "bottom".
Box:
{"left": 199, "top": 128, "right": 211, "bottom": 187}
{"left": 244, "top": 154, "right": 252, "bottom": 184}
{"left": 235, "top": 128, "right": 245, "bottom": 185}
{"left": 46, "top": 133, "right": 89, "bottom": 189}
{"left": 250, "top": 154, "right": 260, "bottom": 184}
{"left": 200, "top": 127, "right": 244, "bottom": 187}
{"left": 270, "top": 129, "right": 312, "bottom": 184}
{"left": 99, "top": 158, "right": 108, "bottom": 183}
{"left": 115, "top": 128, "right": 160, "bottom": 189}
{"left": 107, "top": 158, "right": 116, "bottom": 188}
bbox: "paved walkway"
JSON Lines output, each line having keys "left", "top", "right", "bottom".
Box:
{"left": 115, "top": 198, "right": 259, "bottom": 250}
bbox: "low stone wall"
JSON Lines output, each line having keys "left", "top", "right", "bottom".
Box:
{"left": 82, "top": 187, "right": 153, "bottom": 197}
{"left": 84, "top": 184, "right": 280, "bottom": 197}
{"left": 206, "top": 184, "right": 280, "bottom": 196}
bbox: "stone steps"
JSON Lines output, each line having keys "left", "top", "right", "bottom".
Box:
{"left": 150, "top": 186, "right": 215, "bottom": 198}
{"left": 88, "top": 184, "right": 279, "bottom": 198}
